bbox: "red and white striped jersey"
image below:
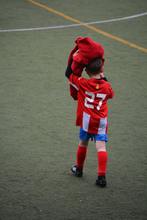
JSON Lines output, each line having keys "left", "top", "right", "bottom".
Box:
{"left": 69, "top": 74, "right": 114, "bottom": 134}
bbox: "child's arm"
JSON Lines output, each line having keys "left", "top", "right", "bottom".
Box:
{"left": 65, "top": 64, "right": 81, "bottom": 89}
{"left": 108, "top": 85, "right": 114, "bottom": 99}
{"left": 65, "top": 65, "right": 73, "bottom": 79}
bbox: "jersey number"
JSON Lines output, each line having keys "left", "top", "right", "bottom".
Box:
{"left": 84, "top": 91, "right": 106, "bottom": 111}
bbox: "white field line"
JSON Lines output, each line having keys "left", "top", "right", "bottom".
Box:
{"left": 0, "top": 11, "right": 147, "bottom": 33}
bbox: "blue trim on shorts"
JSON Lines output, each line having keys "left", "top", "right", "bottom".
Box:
{"left": 79, "top": 128, "right": 108, "bottom": 142}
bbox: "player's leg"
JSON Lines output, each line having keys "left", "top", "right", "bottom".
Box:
{"left": 95, "top": 141, "right": 107, "bottom": 187}
{"left": 71, "top": 128, "right": 89, "bottom": 177}
{"left": 76, "top": 139, "right": 88, "bottom": 169}
{"left": 94, "top": 117, "right": 108, "bottom": 187}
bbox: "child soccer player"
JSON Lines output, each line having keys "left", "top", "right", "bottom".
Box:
{"left": 65, "top": 57, "right": 114, "bottom": 187}
{"left": 67, "top": 37, "right": 104, "bottom": 100}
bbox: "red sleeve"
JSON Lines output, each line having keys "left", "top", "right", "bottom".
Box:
{"left": 69, "top": 74, "right": 82, "bottom": 90}
{"left": 108, "top": 85, "right": 114, "bottom": 99}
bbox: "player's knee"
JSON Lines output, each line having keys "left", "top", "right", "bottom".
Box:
{"left": 79, "top": 140, "right": 89, "bottom": 147}
{"left": 96, "top": 141, "right": 106, "bottom": 152}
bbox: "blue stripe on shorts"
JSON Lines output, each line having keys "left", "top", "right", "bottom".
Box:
{"left": 79, "top": 128, "right": 108, "bottom": 142}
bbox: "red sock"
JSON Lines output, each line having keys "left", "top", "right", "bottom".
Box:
{"left": 97, "top": 151, "right": 108, "bottom": 176}
{"left": 76, "top": 145, "right": 87, "bottom": 169}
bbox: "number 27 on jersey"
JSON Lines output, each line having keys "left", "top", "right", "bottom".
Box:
{"left": 84, "top": 91, "right": 106, "bottom": 111}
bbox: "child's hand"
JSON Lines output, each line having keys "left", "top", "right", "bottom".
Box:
{"left": 100, "top": 72, "right": 108, "bottom": 81}
{"left": 100, "top": 72, "right": 105, "bottom": 78}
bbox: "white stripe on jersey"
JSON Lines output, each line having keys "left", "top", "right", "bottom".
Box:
{"left": 69, "top": 82, "right": 79, "bottom": 91}
{"left": 82, "top": 112, "right": 90, "bottom": 132}
{"left": 98, "top": 118, "right": 107, "bottom": 134}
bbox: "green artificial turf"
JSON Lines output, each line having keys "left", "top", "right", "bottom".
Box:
{"left": 0, "top": 0, "right": 147, "bottom": 219}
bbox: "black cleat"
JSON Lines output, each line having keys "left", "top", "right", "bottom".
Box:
{"left": 71, "top": 165, "right": 83, "bottom": 177}
{"left": 96, "top": 176, "right": 107, "bottom": 187}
